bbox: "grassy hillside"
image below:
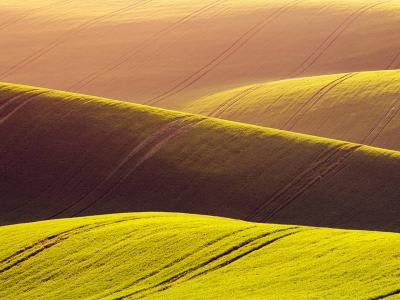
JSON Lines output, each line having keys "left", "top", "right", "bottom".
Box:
{"left": 184, "top": 70, "right": 400, "bottom": 151}
{"left": 0, "top": 1, "right": 399, "bottom": 104}
{"left": 0, "top": 212, "right": 399, "bottom": 299}
{"left": 1, "top": 82, "right": 400, "bottom": 231}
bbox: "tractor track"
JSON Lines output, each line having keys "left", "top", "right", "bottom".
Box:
{"left": 386, "top": 50, "right": 400, "bottom": 69}
{"left": 0, "top": 0, "right": 75, "bottom": 31}
{"left": 0, "top": 0, "right": 153, "bottom": 79}
{"left": 283, "top": 72, "right": 356, "bottom": 131}
{"left": 0, "top": 92, "right": 48, "bottom": 126}
{"left": 259, "top": 93, "right": 285, "bottom": 115}
{"left": 291, "top": 1, "right": 387, "bottom": 77}
{"left": 40, "top": 118, "right": 141, "bottom": 219}
{"left": 261, "top": 144, "right": 361, "bottom": 222}
{"left": 147, "top": 0, "right": 301, "bottom": 105}
{"left": 369, "top": 289, "right": 400, "bottom": 300}
{"left": 118, "top": 227, "right": 300, "bottom": 299}
{"left": 133, "top": 231, "right": 304, "bottom": 299}
{"left": 44, "top": 122, "right": 155, "bottom": 219}
{"left": 362, "top": 99, "right": 400, "bottom": 145}
{"left": 52, "top": 117, "right": 204, "bottom": 217}
{"left": 98, "top": 4, "right": 232, "bottom": 94}
{"left": 0, "top": 216, "right": 157, "bottom": 274}
{"left": 4, "top": 98, "right": 94, "bottom": 215}
{"left": 0, "top": 90, "right": 32, "bottom": 111}
{"left": 0, "top": 226, "right": 86, "bottom": 266}
{"left": 104, "top": 226, "right": 255, "bottom": 299}
{"left": 248, "top": 144, "right": 360, "bottom": 222}
{"left": 69, "top": 0, "right": 226, "bottom": 90}
{"left": 209, "top": 85, "right": 260, "bottom": 118}
{"left": 248, "top": 146, "right": 342, "bottom": 220}
{"left": 184, "top": 231, "right": 302, "bottom": 282}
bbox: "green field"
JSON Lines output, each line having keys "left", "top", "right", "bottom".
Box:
{"left": 1, "top": 1, "right": 400, "bottom": 298}
{"left": 184, "top": 70, "right": 400, "bottom": 151}
{"left": 1, "top": 82, "right": 400, "bottom": 231}
{"left": 0, "top": 212, "right": 399, "bottom": 299}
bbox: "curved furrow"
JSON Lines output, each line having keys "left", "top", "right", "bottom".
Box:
{"left": 369, "top": 289, "right": 400, "bottom": 300}
{"left": 0, "top": 0, "right": 152, "bottom": 79}
{"left": 363, "top": 99, "right": 400, "bottom": 144}
{"left": 130, "top": 231, "right": 304, "bottom": 299}
{"left": 36, "top": 120, "right": 141, "bottom": 218}
{"left": 0, "top": 0, "right": 75, "bottom": 31}
{"left": 248, "top": 146, "right": 342, "bottom": 221}
{"left": 69, "top": 0, "right": 227, "bottom": 91}
{"left": 59, "top": 117, "right": 204, "bottom": 217}
{"left": 1, "top": 213, "right": 399, "bottom": 299}
{"left": 4, "top": 98, "right": 95, "bottom": 215}
{"left": 291, "top": 1, "right": 387, "bottom": 77}
{"left": 262, "top": 145, "right": 361, "bottom": 222}
{"left": 118, "top": 227, "right": 300, "bottom": 299}
{"left": 282, "top": 72, "right": 356, "bottom": 131}
{"left": 71, "top": 118, "right": 205, "bottom": 217}
{"left": 1, "top": 82, "right": 400, "bottom": 231}
{"left": 0, "top": 90, "right": 31, "bottom": 111}
{"left": 99, "top": 226, "right": 255, "bottom": 299}
{"left": 209, "top": 86, "right": 260, "bottom": 118}
{"left": 147, "top": 0, "right": 301, "bottom": 105}
{"left": 386, "top": 50, "right": 400, "bottom": 69}
{"left": 0, "top": 216, "right": 155, "bottom": 274}
{"left": 0, "top": 226, "right": 87, "bottom": 267}
{"left": 0, "top": 91, "right": 48, "bottom": 126}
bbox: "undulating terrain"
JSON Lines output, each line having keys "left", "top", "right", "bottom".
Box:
{"left": 1, "top": 0, "right": 399, "bottom": 299}
{"left": 0, "top": 0, "right": 399, "bottom": 105}
{"left": 1, "top": 83, "right": 400, "bottom": 232}
{"left": 1, "top": 213, "right": 399, "bottom": 299}
{"left": 185, "top": 70, "right": 400, "bottom": 151}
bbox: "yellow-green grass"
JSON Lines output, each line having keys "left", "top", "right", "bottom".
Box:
{"left": 0, "top": 212, "right": 399, "bottom": 299}
{"left": 1, "top": 82, "right": 400, "bottom": 232}
{"left": 184, "top": 70, "right": 400, "bottom": 151}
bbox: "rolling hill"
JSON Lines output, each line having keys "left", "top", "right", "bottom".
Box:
{"left": 184, "top": 70, "right": 400, "bottom": 151}
{"left": 2, "top": 1, "right": 400, "bottom": 299}
{"left": 0, "top": 212, "right": 399, "bottom": 299}
{"left": 1, "top": 82, "right": 400, "bottom": 232}
{"left": 0, "top": 0, "right": 399, "bottom": 105}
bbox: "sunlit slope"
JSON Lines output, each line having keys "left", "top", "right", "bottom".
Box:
{"left": 0, "top": 212, "right": 399, "bottom": 299}
{"left": 185, "top": 70, "right": 400, "bottom": 151}
{"left": 0, "top": 1, "right": 399, "bottom": 105}
{"left": 1, "top": 83, "right": 400, "bottom": 231}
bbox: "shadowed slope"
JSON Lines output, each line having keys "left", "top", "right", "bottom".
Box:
{"left": 0, "top": 83, "right": 400, "bottom": 231}
{"left": 185, "top": 70, "right": 400, "bottom": 151}
{"left": 0, "top": 212, "right": 399, "bottom": 299}
{"left": 0, "top": 0, "right": 400, "bottom": 105}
